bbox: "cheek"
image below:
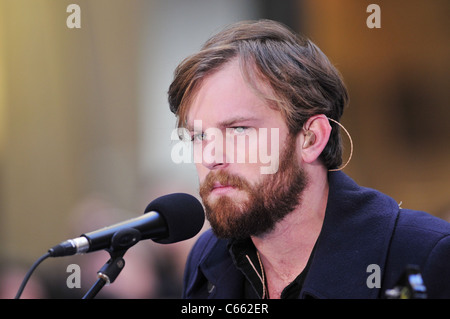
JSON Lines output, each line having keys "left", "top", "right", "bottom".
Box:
{"left": 195, "top": 163, "right": 209, "bottom": 182}
{"left": 229, "top": 135, "right": 258, "bottom": 165}
{"left": 226, "top": 129, "right": 278, "bottom": 166}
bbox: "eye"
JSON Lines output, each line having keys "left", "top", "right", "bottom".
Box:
{"left": 231, "top": 126, "right": 249, "bottom": 134}
{"left": 191, "top": 132, "right": 206, "bottom": 143}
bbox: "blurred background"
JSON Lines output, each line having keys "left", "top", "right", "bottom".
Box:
{"left": 0, "top": 0, "right": 448, "bottom": 298}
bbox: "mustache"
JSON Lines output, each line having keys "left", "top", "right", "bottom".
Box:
{"left": 199, "top": 170, "right": 252, "bottom": 196}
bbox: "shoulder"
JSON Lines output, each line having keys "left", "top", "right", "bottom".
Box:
{"left": 182, "top": 229, "right": 236, "bottom": 298}
{"left": 184, "top": 229, "right": 218, "bottom": 276}
{"left": 385, "top": 208, "right": 450, "bottom": 298}
{"left": 185, "top": 229, "right": 225, "bottom": 266}
{"left": 397, "top": 208, "right": 450, "bottom": 234}
{"left": 393, "top": 208, "right": 450, "bottom": 255}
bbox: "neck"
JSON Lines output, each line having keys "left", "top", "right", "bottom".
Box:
{"left": 251, "top": 166, "right": 328, "bottom": 298}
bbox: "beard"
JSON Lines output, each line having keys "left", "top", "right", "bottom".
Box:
{"left": 199, "top": 134, "right": 308, "bottom": 240}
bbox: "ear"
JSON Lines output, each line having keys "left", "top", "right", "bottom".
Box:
{"left": 299, "top": 114, "right": 332, "bottom": 164}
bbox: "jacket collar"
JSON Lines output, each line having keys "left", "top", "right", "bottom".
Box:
{"left": 196, "top": 171, "right": 399, "bottom": 298}
{"left": 300, "top": 171, "right": 399, "bottom": 298}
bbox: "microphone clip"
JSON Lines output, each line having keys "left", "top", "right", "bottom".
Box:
{"left": 83, "top": 227, "right": 142, "bottom": 299}
{"left": 108, "top": 227, "right": 141, "bottom": 253}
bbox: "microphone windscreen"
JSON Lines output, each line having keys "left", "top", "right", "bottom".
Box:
{"left": 144, "top": 193, "right": 205, "bottom": 244}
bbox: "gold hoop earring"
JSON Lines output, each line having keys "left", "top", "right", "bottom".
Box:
{"left": 327, "top": 118, "right": 353, "bottom": 172}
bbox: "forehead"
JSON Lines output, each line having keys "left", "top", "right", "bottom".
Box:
{"left": 186, "top": 59, "right": 282, "bottom": 130}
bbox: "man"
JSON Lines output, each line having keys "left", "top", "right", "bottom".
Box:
{"left": 167, "top": 19, "right": 450, "bottom": 299}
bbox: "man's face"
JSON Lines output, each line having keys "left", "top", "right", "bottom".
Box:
{"left": 186, "top": 59, "right": 308, "bottom": 239}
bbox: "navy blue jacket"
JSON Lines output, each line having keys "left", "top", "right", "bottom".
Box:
{"left": 182, "top": 171, "right": 450, "bottom": 298}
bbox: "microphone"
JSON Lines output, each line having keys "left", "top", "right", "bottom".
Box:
{"left": 48, "top": 193, "right": 205, "bottom": 257}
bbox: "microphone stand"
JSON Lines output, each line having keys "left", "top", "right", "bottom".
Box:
{"left": 82, "top": 228, "right": 142, "bottom": 299}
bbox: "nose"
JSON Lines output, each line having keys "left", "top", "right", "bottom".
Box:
{"left": 194, "top": 128, "right": 229, "bottom": 171}
{"left": 200, "top": 138, "right": 228, "bottom": 170}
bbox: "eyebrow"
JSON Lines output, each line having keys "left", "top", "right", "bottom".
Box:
{"left": 217, "top": 116, "right": 259, "bottom": 129}
{"left": 186, "top": 116, "right": 260, "bottom": 132}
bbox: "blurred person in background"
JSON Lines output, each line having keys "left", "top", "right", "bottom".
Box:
{"left": 0, "top": 260, "right": 48, "bottom": 299}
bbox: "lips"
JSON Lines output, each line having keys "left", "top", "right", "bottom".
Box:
{"left": 211, "top": 182, "right": 236, "bottom": 194}
{"left": 199, "top": 171, "right": 250, "bottom": 200}
{"left": 213, "top": 182, "right": 230, "bottom": 189}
